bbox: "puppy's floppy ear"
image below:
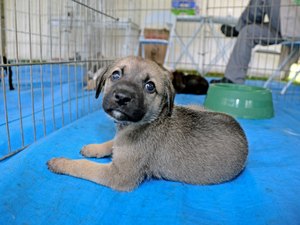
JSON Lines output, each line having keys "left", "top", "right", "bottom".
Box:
{"left": 95, "top": 66, "right": 109, "bottom": 99}
{"left": 164, "top": 71, "right": 175, "bottom": 115}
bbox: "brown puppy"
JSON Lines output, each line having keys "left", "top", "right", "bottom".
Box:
{"left": 48, "top": 56, "right": 248, "bottom": 192}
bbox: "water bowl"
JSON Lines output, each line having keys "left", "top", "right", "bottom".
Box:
{"left": 204, "top": 83, "right": 274, "bottom": 119}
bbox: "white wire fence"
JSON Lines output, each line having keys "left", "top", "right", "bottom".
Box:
{"left": 0, "top": 0, "right": 139, "bottom": 159}
{"left": 1, "top": 0, "right": 299, "bottom": 159}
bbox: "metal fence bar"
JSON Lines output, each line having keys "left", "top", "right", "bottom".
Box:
{"left": 0, "top": 0, "right": 11, "bottom": 153}
{"left": 58, "top": 0, "right": 65, "bottom": 127}
{"left": 38, "top": 0, "right": 46, "bottom": 137}
{"left": 71, "top": 0, "right": 119, "bottom": 21}
{"left": 0, "top": 145, "right": 29, "bottom": 161}
{"left": 67, "top": 48, "right": 72, "bottom": 123}
{"left": 28, "top": 0, "right": 37, "bottom": 142}
{"left": 80, "top": 0, "right": 86, "bottom": 117}
{"left": 49, "top": 0, "right": 57, "bottom": 131}
{"left": 73, "top": 2, "right": 78, "bottom": 121}
{"left": 0, "top": 59, "right": 113, "bottom": 67}
{"left": 14, "top": 0, "right": 25, "bottom": 147}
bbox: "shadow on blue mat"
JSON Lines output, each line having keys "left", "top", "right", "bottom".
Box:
{"left": 1, "top": 83, "right": 300, "bottom": 224}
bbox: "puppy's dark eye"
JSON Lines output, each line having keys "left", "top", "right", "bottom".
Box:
{"left": 111, "top": 70, "right": 122, "bottom": 81}
{"left": 145, "top": 81, "right": 156, "bottom": 93}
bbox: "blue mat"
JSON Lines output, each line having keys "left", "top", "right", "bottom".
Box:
{"left": 1, "top": 87, "right": 300, "bottom": 224}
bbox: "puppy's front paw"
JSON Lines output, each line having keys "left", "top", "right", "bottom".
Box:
{"left": 80, "top": 144, "right": 107, "bottom": 158}
{"left": 47, "top": 157, "right": 69, "bottom": 174}
{"left": 80, "top": 145, "right": 94, "bottom": 157}
{"left": 80, "top": 143, "right": 113, "bottom": 158}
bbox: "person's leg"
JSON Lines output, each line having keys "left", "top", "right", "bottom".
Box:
{"left": 222, "top": 0, "right": 281, "bottom": 37}
{"left": 222, "top": 0, "right": 266, "bottom": 37}
{"left": 224, "top": 23, "right": 282, "bottom": 84}
{"left": 264, "top": 0, "right": 281, "bottom": 33}
{"left": 235, "top": 0, "right": 266, "bottom": 31}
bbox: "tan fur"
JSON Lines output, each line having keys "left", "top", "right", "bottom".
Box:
{"left": 48, "top": 56, "right": 248, "bottom": 192}
{"left": 80, "top": 140, "right": 113, "bottom": 158}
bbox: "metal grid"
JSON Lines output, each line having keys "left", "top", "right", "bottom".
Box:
{"left": 1, "top": 0, "right": 300, "bottom": 159}
{"left": 0, "top": 0, "right": 140, "bottom": 159}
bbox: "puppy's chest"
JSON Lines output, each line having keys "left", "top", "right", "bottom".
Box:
{"left": 113, "top": 127, "right": 162, "bottom": 156}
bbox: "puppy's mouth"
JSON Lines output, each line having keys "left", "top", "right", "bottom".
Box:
{"left": 104, "top": 106, "right": 146, "bottom": 123}
{"left": 106, "top": 108, "right": 132, "bottom": 122}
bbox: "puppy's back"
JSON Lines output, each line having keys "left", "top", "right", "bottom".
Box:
{"left": 152, "top": 105, "right": 248, "bottom": 185}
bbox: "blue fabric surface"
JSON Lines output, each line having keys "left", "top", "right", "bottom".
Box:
{"left": 1, "top": 91, "right": 300, "bottom": 225}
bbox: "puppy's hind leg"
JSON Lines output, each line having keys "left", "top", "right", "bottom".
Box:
{"left": 80, "top": 140, "right": 113, "bottom": 158}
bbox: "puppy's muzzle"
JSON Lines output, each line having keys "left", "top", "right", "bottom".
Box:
{"left": 103, "top": 82, "right": 146, "bottom": 123}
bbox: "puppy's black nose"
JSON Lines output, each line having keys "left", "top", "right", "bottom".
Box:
{"left": 114, "top": 92, "right": 132, "bottom": 106}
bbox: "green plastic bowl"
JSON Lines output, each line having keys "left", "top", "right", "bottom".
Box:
{"left": 204, "top": 83, "right": 274, "bottom": 119}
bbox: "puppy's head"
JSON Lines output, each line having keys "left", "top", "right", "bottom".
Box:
{"left": 95, "top": 56, "right": 175, "bottom": 124}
